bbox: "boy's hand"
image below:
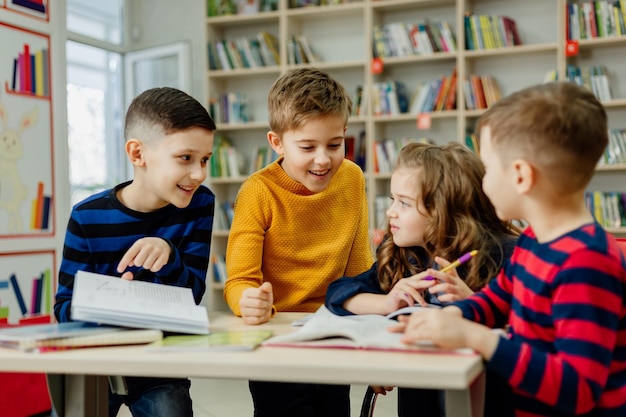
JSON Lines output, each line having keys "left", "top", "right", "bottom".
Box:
{"left": 397, "top": 308, "right": 468, "bottom": 349}
{"left": 117, "top": 237, "right": 171, "bottom": 280}
{"left": 390, "top": 307, "right": 499, "bottom": 359}
{"left": 239, "top": 282, "right": 273, "bottom": 325}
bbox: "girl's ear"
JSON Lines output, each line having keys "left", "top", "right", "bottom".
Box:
{"left": 267, "top": 131, "right": 284, "bottom": 156}
{"left": 125, "top": 138, "right": 145, "bottom": 167}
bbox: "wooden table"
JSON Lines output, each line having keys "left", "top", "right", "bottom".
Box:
{"left": 0, "top": 312, "right": 485, "bottom": 416}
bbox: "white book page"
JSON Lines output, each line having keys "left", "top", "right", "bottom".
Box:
{"left": 71, "top": 271, "right": 209, "bottom": 334}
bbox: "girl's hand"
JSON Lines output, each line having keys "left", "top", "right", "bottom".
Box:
{"left": 385, "top": 274, "right": 431, "bottom": 312}
{"left": 426, "top": 256, "right": 474, "bottom": 303}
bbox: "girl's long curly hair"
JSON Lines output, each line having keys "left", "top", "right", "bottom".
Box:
{"left": 377, "top": 142, "right": 519, "bottom": 293}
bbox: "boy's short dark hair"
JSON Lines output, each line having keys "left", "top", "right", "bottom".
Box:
{"left": 267, "top": 67, "right": 352, "bottom": 135}
{"left": 125, "top": 87, "right": 216, "bottom": 142}
{"left": 477, "top": 82, "right": 607, "bottom": 193}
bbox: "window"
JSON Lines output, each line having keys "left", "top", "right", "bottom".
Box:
{"left": 66, "top": 0, "right": 126, "bottom": 206}
{"left": 66, "top": 0, "right": 124, "bottom": 45}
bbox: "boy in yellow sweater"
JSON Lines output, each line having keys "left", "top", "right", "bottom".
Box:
{"left": 224, "top": 67, "right": 373, "bottom": 417}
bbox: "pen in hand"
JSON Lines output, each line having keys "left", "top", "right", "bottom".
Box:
{"left": 423, "top": 249, "right": 478, "bottom": 281}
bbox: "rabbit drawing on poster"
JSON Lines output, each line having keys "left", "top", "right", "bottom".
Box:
{"left": 0, "top": 99, "right": 38, "bottom": 233}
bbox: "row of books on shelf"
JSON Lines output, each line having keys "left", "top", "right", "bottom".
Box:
{"left": 465, "top": 133, "right": 479, "bottom": 154}
{"left": 565, "top": 65, "right": 612, "bottom": 102}
{"left": 214, "top": 200, "right": 235, "bottom": 231}
{"left": 599, "top": 128, "right": 626, "bottom": 166}
{"left": 567, "top": 0, "right": 626, "bottom": 41}
{"left": 287, "top": 34, "right": 319, "bottom": 65}
{"left": 2, "top": 270, "right": 52, "bottom": 321}
{"left": 208, "top": 31, "right": 280, "bottom": 71}
{"left": 8, "top": 43, "right": 50, "bottom": 97}
{"left": 372, "top": 20, "right": 457, "bottom": 59}
{"left": 210, "top": 137, "right": 244, "bottom": 178}
{"left": 345, "top": 130, "right": 367, "bottom": 172}
{"left": 210, "top": 139, "right": 279, "bottom": 178}
{"left": 208, "top": 92, "right": 251, "bottom": 124}
{"left": 463, "top": 74, "right": 502, "bottom": 111}
{"left": 289, "top": 0, "right": 358, "bottom": 8}
{"left": 211, "top": 253, "right": 227, "bottom": 283}
{"left": 373, "top": 138, "right": 432, "bottom": 174}
{"left": 373, "top": 70, "right": 500, "bottom": 116}
{"left": 207, "top": 0, "right": 277, "bottom": 17}
{"left": 586, "top": 191, "right": 626, "bottom": 228}
{"left": 464, "top": 13, "right": 521, "bottom": 51}
{"left": 407, "top": 69, "right": 458, "bottom": 114}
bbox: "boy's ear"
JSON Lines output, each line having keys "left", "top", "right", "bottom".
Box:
{"left": 267, "top": 131, "right": 284, "bottom": 155}
{"left": 125, "top": 138, "right": 146, "bottom": 167}
{"left": 512, "top": 158, "right": 534, "bottom": 194}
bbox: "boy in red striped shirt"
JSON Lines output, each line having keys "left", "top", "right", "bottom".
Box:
{"left": 395, "top": 82, "right": 626, "bottom": 416}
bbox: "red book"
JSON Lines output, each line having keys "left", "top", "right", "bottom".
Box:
{"left": 470, "top": 75, "right": 488, "bottom": 109}
{"left": 23, "top": 44, "right": 31, "bottom": 93}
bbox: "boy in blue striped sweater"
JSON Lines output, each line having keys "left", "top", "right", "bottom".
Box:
{"left": 54, "top": 87, "right": 216, "bottom": 417}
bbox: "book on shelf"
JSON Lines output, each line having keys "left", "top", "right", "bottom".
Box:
{"left": 464, "top": 13, "right": 521, "bottom": 50}
{"left": 585, "top": 191, "right": 626, "bottom": 228}
{"left": 257, "top": 31, "right": 280, "bottom": 66}
{"left": 0, "top": 321, "right": 163, "bottom": 352}
{"left": 600, "top": 128, "right": 626, "bottom": 166}
{"left": 373, "top": 20, "right": 457, "bottom": 59}
{"left": 263, "top": 305, "right": 472, "bottom": 354}
{"left": 146, "top": 330, "right": 273, "bottom": 352}
{"left": 71, "top": 271, "right": 210, "bottom": 335}
{"left": 567, "top": 1, "right": 626, "bottom": 40}
{"left": 211, "top": 253, "right": 227, "bottom": 283}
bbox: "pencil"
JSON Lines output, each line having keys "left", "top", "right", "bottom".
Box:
{"left": 424, "top": 249, "right": 478, "bottom": 280}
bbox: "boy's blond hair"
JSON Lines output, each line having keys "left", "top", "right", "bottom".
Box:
{"left": 267, "top": 67, "right": 352, "bottom": 135}
{"left": 476, "top": 82, "right": 607, "bottom": 193}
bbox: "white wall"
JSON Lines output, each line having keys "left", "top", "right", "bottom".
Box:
{"left": 127, "top": 0, "right": 207, "bottom": 101}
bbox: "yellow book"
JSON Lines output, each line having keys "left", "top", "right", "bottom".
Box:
{"left": 479, "top": 15, "right": 493, "bottom": 48}
{"left": 147, "top": 330, "right": 273, "bottom": 352}
{"left": 35, "top": 49, "right": 44, "bottom": 96}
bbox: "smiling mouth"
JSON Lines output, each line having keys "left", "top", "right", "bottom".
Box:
{"left": 178, "top": 185, "right": 195, "bottom": 192}
{"left": 309, "top": 169, "right": 330, "bottom": 176}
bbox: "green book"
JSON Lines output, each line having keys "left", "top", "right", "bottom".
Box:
{"left": 146, "top": 330, "right": 273, "bottom": 352}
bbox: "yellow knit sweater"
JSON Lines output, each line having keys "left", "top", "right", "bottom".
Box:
{"left": 224, "top": 158, "right": 373, "bottom": 315}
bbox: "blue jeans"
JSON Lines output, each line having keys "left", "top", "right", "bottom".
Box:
{"left": 249, "top": 380, "right": 350, "bottom": 417}
{"left": 108, "top": 377, "right": 193, "bottom": 417}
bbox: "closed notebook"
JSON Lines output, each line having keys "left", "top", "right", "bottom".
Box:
{"left": 146, "top": 330, "right": 273, "bottom": 352}
{"left": 0, "top": 321, "right": 163, "bottom": 352}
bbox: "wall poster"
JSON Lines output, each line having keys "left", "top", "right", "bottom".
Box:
{"left": 0, "top": 21, "right": 54, "bottom": 238}
{"left": 1, "top": 0, "right": 49, "bottom": 22}
{"left": 0, "top": 249, "right": 55, "bottom": 324}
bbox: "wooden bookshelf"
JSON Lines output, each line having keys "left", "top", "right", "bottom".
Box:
{"left": 204, "top": 0, "right": 626, "bottom": 310}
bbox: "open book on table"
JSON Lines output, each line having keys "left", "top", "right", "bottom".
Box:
{"left": 0, "top": 321, "right": 163, "bottom": 352}
{"left": 71, "top": 270, "right": 209, "bottom": 335}
{"left": 264, "top": 305, "right": 474, "bottom": 354}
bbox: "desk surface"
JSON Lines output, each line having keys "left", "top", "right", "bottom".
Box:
{"left": 0, "top": 312, "right": 483, "bottom": 390}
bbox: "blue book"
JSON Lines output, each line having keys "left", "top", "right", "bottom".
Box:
{"left": 9, "top": 274, "right": 27, "bottom": 315}
{"left": 41, "top": 195, "right": 51, "bottom": 229}
{"left": 11, "top": 58, "right": 18, "bottom": 91}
